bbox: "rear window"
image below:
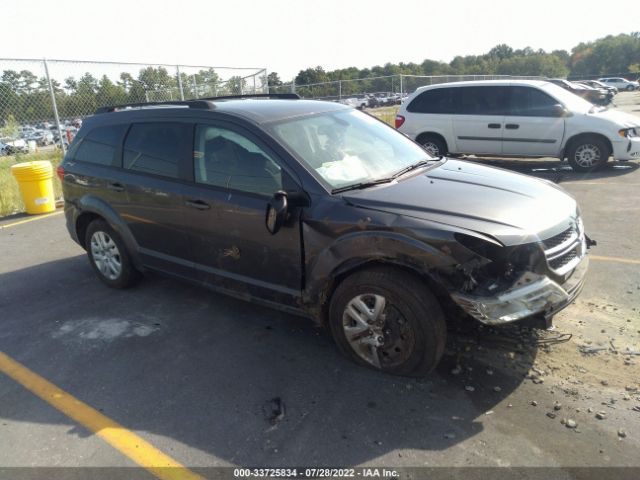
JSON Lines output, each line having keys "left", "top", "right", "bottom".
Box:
{"left": 73, "top": 124, "right": 127, "bottom": 166}
{"left": 123, "top": 123, "right": 191, "bottom": 178}
{"left": 407, "top": 88, "right": 454, "bottom": 114}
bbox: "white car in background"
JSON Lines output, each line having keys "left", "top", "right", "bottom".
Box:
{"left": 395, "top": 79, "right": 640, "bottom": 172}
{"left": 0, "top": 137, "right": 29, "bottom": 155}
{"left": 339, "top": 96, "right": 368, "bottom": 110}
{"left": 598, "top": 77, "right": 639, "bottom": 91}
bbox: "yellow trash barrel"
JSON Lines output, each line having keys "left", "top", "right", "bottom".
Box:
{"left": 10, "top": 161, "right": 56, "bottom": 214}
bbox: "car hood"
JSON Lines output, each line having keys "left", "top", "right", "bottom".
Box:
{"left": 341, "top": 159, "right": 578, "bottom": 246}
{"left": 589, "top": 108, "right": 640, "bottom": 127}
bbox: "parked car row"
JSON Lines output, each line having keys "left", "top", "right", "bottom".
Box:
{"left": 0, "top": 119, "right": 81, "bottom": 155}
{"left": 548, "top": 79, "right": 613, "bottom": 106}
{"left": 395, "top": 79, "right": 640, "bottom": 172}
{"left": 338, "top": 92, "right": 409, "bottom": 110}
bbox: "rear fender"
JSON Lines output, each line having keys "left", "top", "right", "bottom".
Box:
{"left": 75, "top": 195, "right": 142, "bottom": 270}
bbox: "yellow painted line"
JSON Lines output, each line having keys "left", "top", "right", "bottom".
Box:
{"left": 0, "top": 210, "right": 63, "bottom": 229}
{"left": 0, "top": 351, "right": 204, "bottom": 480}
{"left": 590, "top": 255, "right": 640, "bottom": 265}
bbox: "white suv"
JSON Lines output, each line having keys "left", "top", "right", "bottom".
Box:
{"left": 396, "top": 80, "right": 640, "bottom": 172}
{"left": 598, "top": 77, "right": 640, "bottom": 91}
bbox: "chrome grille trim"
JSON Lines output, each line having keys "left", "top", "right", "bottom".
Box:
{"left": 542, "top": 220, "right": 585, "bottom": 276}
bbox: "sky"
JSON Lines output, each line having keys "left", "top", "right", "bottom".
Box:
{"left": 2, "top": 0, "right": 637, "bottom": 81}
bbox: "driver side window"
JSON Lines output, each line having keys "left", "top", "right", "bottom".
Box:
{"left": 193, "top": 125, "right": 282, "bottom": 196}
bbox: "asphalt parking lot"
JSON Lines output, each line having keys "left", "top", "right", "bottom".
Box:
{"left": 1, "top": 93, "right": 640, "bottom": 479}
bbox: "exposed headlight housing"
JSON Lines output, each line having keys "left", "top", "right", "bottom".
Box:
{"left": 618, "top": 127, "right": 639, "bottom": 138}
{"left": 451, "top": 274, "right": 569, "bottom": 324}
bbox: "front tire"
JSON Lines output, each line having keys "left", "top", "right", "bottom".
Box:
{"left": 328, "top": 267, "right": 446, "bottom": 376}
{"left": 85, "top": 219, "right": 139, "bottom": 289}
{"left": 567, "top": 137, "right": 610, "bottom": 172}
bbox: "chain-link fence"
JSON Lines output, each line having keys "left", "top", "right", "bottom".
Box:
{"left": 270, "top": 74, "right": 544, "bottom": 100}
{"left": 269, "top": 74, "right": 545, "bottom": 125}
{"left": 0, "top": 58, "right": 266, "bottom": 153}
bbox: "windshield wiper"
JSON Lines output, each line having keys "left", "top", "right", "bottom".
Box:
{"left": 331, "top": 177, "right": 396, "bottom": 194}
{"left": 331, "top": 157, "right": 443, "bottom": 194}
{"left": 391, "top": 157, "right": 442, "bottom": 179}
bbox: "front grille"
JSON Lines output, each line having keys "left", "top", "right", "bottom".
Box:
{"left": 541, "top": 220, "right": 584, "bottom": 275}
{"left": 549, "top": 248, "right": 578, "bottom": 270}
{"left": 543, "top": 227, "right": 573, "bottom": 250}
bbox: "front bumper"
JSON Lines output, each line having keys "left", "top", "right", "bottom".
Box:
{"left": 613, "top": 136, "right": 640, "bottom": 161}
{"left": 451, "top": 254, "right": 589, "bottom": 325}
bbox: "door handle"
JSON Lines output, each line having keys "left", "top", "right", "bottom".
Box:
{"left": 505, "top": 124, "right": 520, "bottom": 129}
{"left": 108, "top": 182, "right": 125, "bottom": 192}
{"left": 487, "top": 123, "right": 501, "bottom": 129}
{"left": 186, "top": 199, "right": 211, "bottom": 210}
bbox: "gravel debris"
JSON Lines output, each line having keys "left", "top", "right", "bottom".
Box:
{"left": 566, "top": 419, "right": 577, "bottom": 428}
{"left": 596, "top": 411, "right": 607, "bottom": 420}
{"left": 618, "top": 429, "right": 627, "bottom": 438}
{"left": 465, "top": 385, "right": 475, "bottom": 392}
{"left": 531, "top": 400, "right": 538, "bottom": 406}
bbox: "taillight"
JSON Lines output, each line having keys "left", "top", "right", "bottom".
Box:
{"left": 56, "top": 165, "right": 65, "bottom": 181}
{"left": 395, "top": 115, "right": 405, "bottom": 129}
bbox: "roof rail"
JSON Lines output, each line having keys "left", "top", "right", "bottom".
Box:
{"left": 199, "top": 93, "right": 301, "bottom": 101}
{"left": 95, "top": 100, "right": 214, "bottom": 114}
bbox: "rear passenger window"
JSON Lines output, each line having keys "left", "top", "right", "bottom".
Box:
{"left": 407, "top": 88, "right": 454, "bottom": 114}
{"left": 509, "top": 87, "right": 559, "bottom": 117}
{"left": 123, "top": 123, "right": 190, "bottom": 178}
{"left": 454, "top": 86, "right": 507, "bottom": 115}
{"left": 73, "top": 124, "right": 127, "bottom": 166}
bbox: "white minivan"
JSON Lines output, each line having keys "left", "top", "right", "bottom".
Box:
{"left": 396, "top": 80, "right": 640, "bottom": 172}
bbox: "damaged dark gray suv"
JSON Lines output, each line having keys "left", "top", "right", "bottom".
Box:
{"left": 59, "top": 94, "right": 591, "bottom": 376}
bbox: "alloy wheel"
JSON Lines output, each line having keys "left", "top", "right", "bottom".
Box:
{"left": 90, "top": 231, "right": 122, "bottom": 280}
{"left": 342, "top": 293, "right": 416, "bottom": 369}
{"left": 422, "top": 141, "right": 440, "bottom": 157}
{"left": 573, "top": 143, "right": 601, "bottom": 168}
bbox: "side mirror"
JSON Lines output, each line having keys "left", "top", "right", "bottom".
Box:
{"left": 552, "top": 104, "right": 570, "bottom": 117}
{"left": 266, "top": 191, "right": 288, "bottom": 235}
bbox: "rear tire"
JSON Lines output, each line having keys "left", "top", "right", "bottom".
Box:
{"left": 85, "top": 220, "right": 139, "bottom": 289}
{"left": 328, "top": 267, "right": 446, "bottom": 376}
{"left": 417, "top": 134, "right": 447, "bottom": 157}
{"left": 566, "top": 137, "right": 610, "bottom": 172}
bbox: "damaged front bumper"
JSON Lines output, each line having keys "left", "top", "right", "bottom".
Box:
{"left": 450, "top": 254, "right": 589, "bottom": 325}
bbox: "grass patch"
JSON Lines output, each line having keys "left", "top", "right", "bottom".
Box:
{"left": 0, "top": 150, "right": 64, "bottom": 217}
{"left": 367, "top": 106, "right": 399, "bottom": 126}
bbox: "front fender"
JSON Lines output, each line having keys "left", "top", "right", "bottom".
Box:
{"left": 303, "top": 229, "right": 460, "bottom": 308}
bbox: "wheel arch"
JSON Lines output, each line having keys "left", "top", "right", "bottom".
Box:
{"left": 415, "top": 131, "right": 449, "bottom": 153}
{"left": 303, "top": 232, "right": 458, "bottom": 326}
{"left": 562, "top": 132, "right": 613, "bottom": 160}
{"left": 75, "top": 196, "right": 143, "bottom": 270}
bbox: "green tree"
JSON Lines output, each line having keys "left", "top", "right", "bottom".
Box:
{"left": 1, "top": 114, "right": 19, "bottom": 138}
{"left": 267, "top": 72, "right": 282, "bottom": 87}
